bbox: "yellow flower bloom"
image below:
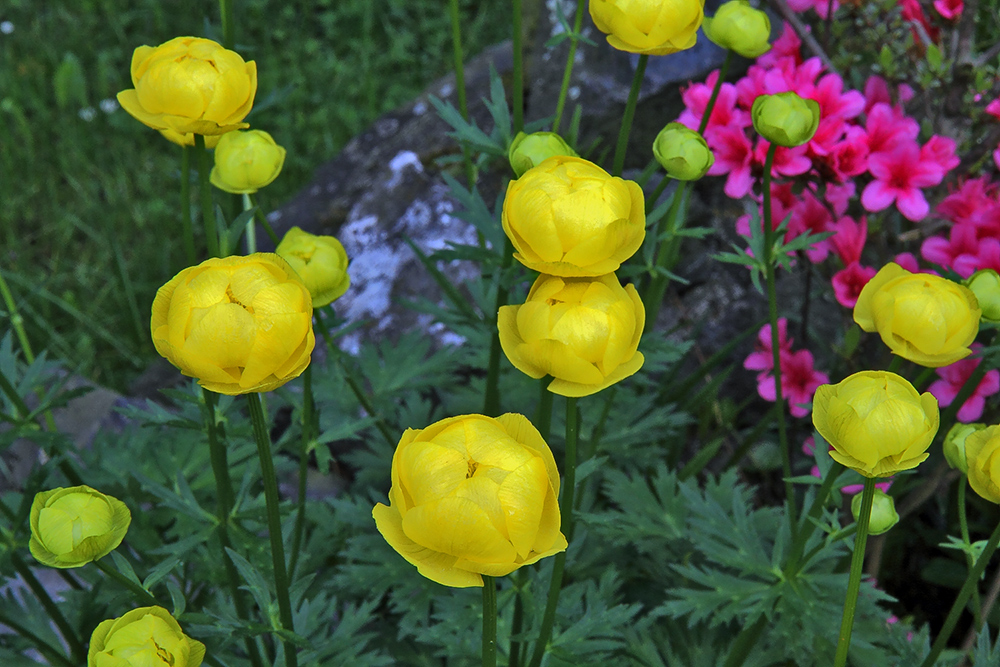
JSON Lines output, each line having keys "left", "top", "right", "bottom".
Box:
{"left": 854, "top": 262, "right": 981, "bottom": 368}
{"left": 373, "top": 413, "right": 567, "bottom": 588}
{"left": 158, "top": 129, "right": 221, "bottom": 148}
{"left": 29, "top": 486, "right": 131, "bottom": 569}
{"left": 117, "top": 36, "right": 257, "bottom": 136}
{"left": 589, "top": 0, "right": 704, "bottom": 55}
{"left": 150, "top": 254, "right": 315, "bottom": 395}
{"left": 276, "top": 226, "right": 350, "bottom": 307}
{"left": 88, "top": 606, "right": 205, "bottom": 667}
{"left": 965, "top": 425, "right": 1000, "bottom": 504}
{"left": 210, "top": 129, "right": 287, "bottom": 194}
{"left": 499, "top": 273, "right": 645, "bottom": 397}
{"left": 652, "top": 123, "right": 714, "bottom": 181}
{"left": 702, "top": 0, "right": 772, "bottom": 58}
{"left": 751, "top": 92, "right": 820, "bottom": 147}
{"left": 502, "top": 156, "right": 645, "bottom": 277}
{"left": 508, "top": 131, "right": 578, "bottom": 178}
{"left": 812, "top": 371, "right": 939, "bottom": 477}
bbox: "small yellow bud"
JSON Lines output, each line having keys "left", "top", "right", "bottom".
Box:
{"left": 703, "top": 0, "right": 772, "bottom": 58}
{"left": 276, "top": 227, "right": 351, "bottom": 307}
{"left": 751, "top": 92, "right": 820, "bottom": 147}
{"left": 29, "top": 486, "right": 131, "bottom": 569}
{"left": 851, "top": 489, "right": 899, "bottom": 535}
{"left": 508, "top": 132, "right": 577, "bottom": 178}
{"left": 210, "top": 129, "right": 286, "bottom": 194}
{"left": 652, "top": 123, "right": 714, "bottom": 181}
{"left": 944, "top": 423, "right": 987, "bottom": 474}
{"left": 966, "top": 269, "right": 1000, "bottom": 323}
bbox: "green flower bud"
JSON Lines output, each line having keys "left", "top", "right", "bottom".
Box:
{"left": 652, "top": 123, "right": 714, "bottom": 181}
{"left": 30, "top": 486, "right": 131, "bottom": 568}
{"left": 943, "top": 422, "right": 987, "bottom": 474}
{"left": 702, "top": 0, "right": 772, "bottom": 58}
{"left": 966, "top": 269, "right": 1000, "bottom": 323}
{"left": 751, "top": 92, "right": 820, "bottom": 147}
{"left": 508, "top": 131, "right": 578, "bottom": 178}
{"left": 851, "top": 489, "right": 899, "bottom": 536}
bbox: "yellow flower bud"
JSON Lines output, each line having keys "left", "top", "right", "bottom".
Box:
{"left": 499, "top": 273, "right": 645, "bottom": 397}
{"left": 652, "top": 123, "right": 714, "bottom": 181}
{"left": 117, "top": 36, "right": 257, "bottom": 136}
{"left": 150, "top": 254, "right": 315, "bottom": 395}
{"left": 209, "top": 129, "right": 286, "bottom": 195}
{"left": 812, "top": 371, "right": 939, "bottom": 478}
{"left": 702, "top": 0, "right": 772, "bottom": 58}
{"left": 854, "top": 262, "right": 981, "bottom": 368}
{"left": 966, "top": 269, "right": 1000, "bottom": 323}
{"left": 944, "top": 422, "right": 987, "bottom": 474}
{"left": 751, "top": 92, "right": 820, "bottom": 147}
{"left": 88, "top": 606, "right": 205, "bottom": 667}
{"left": 373, "top": 413, "right": 567, "bottom": 588}
{"left": 29, "top": 486, "right": 131, "bottom": 569}
{"left": 851, "top": 489, "right": 899, "bottom": 535}
{"left": 589, "top": 0, "right": 704, "bottom": 55}
{"left": 508, "top": 131, "right": 578, "bottom": 178}
{"left": 502, "top": 156, "right": 646, "bottom": 277}
{"left": 276, "top": 226, "right": 350, "bottom": 307}
{"left": 158, "top": 129, "right": 221, "bottom": 148}
{"left": 965, "top": 425, "right": 1000, "bottom": 503}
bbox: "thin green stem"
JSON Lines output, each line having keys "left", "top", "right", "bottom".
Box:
{"left": 482, "top": 575, "right": 497, "bottom": 667}
{"left": 535, "top": 379, "right": 555, "bottom": 441}
{"left": 785, "top": 463, "right": 846, "bottom": 575}
{"left": 833, "top": 478, "right": 877, "bottom": 667}
{"left": 509, "top": 568, "right": 528, "bottom": 667}
{"left": 219, "top": 0, "right": 235, "bottom": 50}
{"left": 11, "top": 552, "right": 85, "bottom": 663}
{"left": 0, "top": 609, "right": 74, "bottom": 667}
{"left": 552, "top": 0, "right": 585, "bottom": 134}
{"left": 0, "top": 269, "right": 35, "bottom": 366}
{"left": 642, "top": 181, "right": 689, "bottom": 326}
{"left": 612, "top": 54, "right": 648, "bottom": 177}
{"left": 448, "top": 0, "right": 476, "bottom": 188}
{"left": 920, "top": 518, "right": 1000, "bottom": 667}
{"left": 644, "top": 174, "right": 671, "bottom": 213}
{"left": 484, "top": 237, "right": 514, "bottom": 417}
{"left": 887, "top": 355, "right": 903, "bottom": 375}
{"left": 243, "top": 193, "right": 257, "bottom": 254}
{"left": 512, "top": 0, "right": 524, "bottom": 134}
{"left": 527, "top": 396, "right": 579, "bottom": 667}
{"left": 195, "top": 134, "right": 220, "bottom": 258}
{"left": 181, "top": 145, "right": 196, "bottom": 265}
{"left": 93, "top": 558, "right": 159, "bottom": 606}
{"left": 248, "top": 193, "right": 280, "bottom": 246}
{"left": 697, "top": 51, "right": 732, "bottom": 136}
{"left": 761, "top": 142, "right": 796, "bottom": 538}
{"left": 246, "top": 392, "right": 299, "bottom": 667}
{"left": 289, "top": 363, "right": 315, "bottom": 581}
{"left": 957, "top": 480, "right": 983, "bottom": 629}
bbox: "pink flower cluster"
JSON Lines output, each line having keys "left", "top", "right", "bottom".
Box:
{"left": 927, "top": 344, "right": 1000, "bottom": 421}
{"left": 744, "top": 318, "right": 829, "bottom": 417}
{"left": 921, "top": 177, "right": 1000, "bottom": 277}
{"left": 678, "top": 22, "right": 961, "bottom": 308}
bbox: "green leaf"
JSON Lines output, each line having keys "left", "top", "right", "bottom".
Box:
{"left": 927, "top": 44, "right": 942, "bottom": 71}
{"left": 142, "top": 556, "right": 181, "bottom": 590}
{"left": 110, "top": 551, "right": 142, "bottom": 587}
{"left": 53, "top": 52, "right": 87, "bottom": 111}
{"left": 166, "top": 580, "right": 187, "bottom": 619}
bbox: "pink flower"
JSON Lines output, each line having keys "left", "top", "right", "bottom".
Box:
{"left": 812, "top": 72, "right": 866, "bottom": 121}
{"left": 920, "top": 135, "right": 960, "bottom": 174}
{"left": 757, "top": 22, "right": 802, "bottom": 67}
{"left": 825, "top": 181, "right": 857, "bottom": 216}
{"left": 824, "top": 125, "right": 870, "bottom": 182}
{"left": 787, "top": 190, "right": 834, "bottom": 262}
{"left": 758, "top": 349, "right": 830, "bottom": 418}
{"left": 706, "top": 124, "right": 755, "bottom": 199}
{"left": 921, "top": 222, "right": 996, "bottom": 277}
{"left": 802, "top": 436, "right": 815, "bottom": 456}
{"left": 899, "top": 0, "right": 939, "bottom": 41}
{"left": 937, "top": 177, "right": 997, "bottom": 226}
{"left": 865, "top": 103, "right": 919, "bottom": 156}
{"left": 933, "top": 0, "right": 963, "bottom": 20}
{"left": 894, "top": 252, "right": 921, "bottom": 272}
{"left": 861, "top": 141, "right": 943, "bottom": 221}
{"left": 787, "top": 0, "right": 840, "bottom": 19}
{"left": 928, "top": 345, "right": 1000, "bottom": 421}
{"left": 832, "top": 262, "right": 877, "bottom": 308}
{"left": 986, "top": 99, "right": 1000, "bottom": 120}
{"left": 831, "top": 215, "right": 868, "bottom": 265}
{"left": 744, "top": 319, "right": 793, "bottom": 375}
{"left": 679, "top": 70, "right": 749, "bottom": 132}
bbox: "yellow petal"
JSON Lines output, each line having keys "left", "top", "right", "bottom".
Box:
{"left": 497, "top": 457, "right": 548, "bottom": 559}
{"left": 373, "top": 504, "right": 481, "bottom": 587}
{"left": 397, "top": 440, "right": 467, "bottom": 505}
{"left": 401, "top": 496, "right": 517, "bottom": 564}
{"left": 495, "top": 413, "right": 561, "bottom": 496}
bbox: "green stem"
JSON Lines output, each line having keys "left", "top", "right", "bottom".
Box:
{"left": 957, "top": 480, "right": 983, "bottom": 629}
{"left": 761, "top": 142, "right": 796, "bottom": 538}
{"left": 202, "top": 390, "right": 265, "bottom": 667}
{"left": 697, "top": 50, "right": 732, "bottom": 136}
{"left": 195, "top": 134, "right": 220, "bottom": 258}
{"left": 552, "top": 0, "right": 585, "bottom": 134}
{"left": 535, "top": 379, "right": 555, "bottom": 441}
{"left": 243, "top": 193, "right": 257, "bottom": 254}
{"left": 484, "top": 238, "right": 514, "bottom": 417}
{"left": 512, "top": 0, "right": 524, "bottom": 134}
{"left": 920, "top": 519, "right": 1000, "bottom": 667}
{"left": 181, "top": 145, "right": 196, "bottom": 265}
{"left": 721, "top": 613, "right": 770, "bottom": 667}
{"left": 289, "top": 363, "right": 315, "bottom": 581}
{"left": 887, "top": 355, "right": 903, "bottom": 375}
{"left": 785, "top": 463, "right": 846, "bottom": 575}
{"left": 247, "top": 193, "right": 280, "bottom": 246}
{"left": 644, "top": 174, "right": 671, "bottom": 213}
{"left": 93, "top": 558, "right": 159, "bottom": 606}
{"left": 11, "top": 552, "right": 85, "bottom": 663}
{"left": 527, "top": 396, "right": 579, "bottom": 667}
{"left": 642, "top": 181, "right": 689, "bottom": 326}
{"left": 0, "top": 609, "right": 74, "bottom": 667}
{"left": 612, "top": 54, "right": 648, "bottom": 177}
{"left": 448, "top": 0, "right": 476, "bottom": 188}
{"left": 482, "top": 575, "right": 497, "bottom": 667}
{"left": 246, "top": 392, "right": 299, "bottom": 667}
{"left": 833, "top": 478, "right": 877, "bottom": 667}
{"left": 509, "top": 568, "right": 527, "bottom": 667}
{"left": 219, "top": 0, "right": 235, "bottom": 50}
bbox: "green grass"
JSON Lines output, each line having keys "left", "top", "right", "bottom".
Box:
{"left": 0, "top": 0, "right": 509, "bottom": 390}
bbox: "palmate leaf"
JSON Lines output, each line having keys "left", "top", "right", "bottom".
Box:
{"left": 546, "top": 569, "right": 643, "bottom": 663}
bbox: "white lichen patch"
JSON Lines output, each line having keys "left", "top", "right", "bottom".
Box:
{"left": 387, "top": 151, "right": 424, "bottom": 189}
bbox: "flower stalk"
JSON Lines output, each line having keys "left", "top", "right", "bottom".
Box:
{"left": 612, "top": 54, "right": 648, "bottom": 177}
{"left": 482, "top": 575, "right": 498, "bottom": 667}
{"left": 552, "top": 0, "right": 585, "bottom": 134}
{"left": 833, "top": 477, "right": 877, "bottom": 667}
{"left": 180, "top": 145, "right": 196, "bottom": 265}
{"left": 195, "top": 134, "right": 220, "bottom": 258}
{"left": 448, "top": 0, "right": 476, "bottom": 188}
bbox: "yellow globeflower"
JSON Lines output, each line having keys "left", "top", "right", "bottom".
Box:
{"left": 499, "top": 273, "right": 645, "bottom": 397}
{"left": 854, "top": 262, "right": 981, "bottom": 368}
{"left": 751, "top": 92, "right": 820, "bottom": 148}
{"left": 589, "top": 0, "right": 704, "bottom": 55}
{"left": 502, "top": 156, "right": 645, "bottom": 277}
{"left": 210, "top": 129, "right": 287, "bottom": 194}
{"left": 276, "top": 226, "right": 350, "bottom": 307}
{"left": 117, "top": 36, "right": 257, "bottom": 136}
{"left": 150, "top": 254, "right": 315, "bottom": 395}
{"left": 812, "top": 371, "right": 939, "bottom": 477}
{"left": 29, "top": 486, "right": 131, "bottom": 569}
{"left": 966, "top": 426, "right": 1000, "bottom": 504}
{"left": 373, "top": 413, "right": 567, "bottom": 588}
{"left": 88, "top": 606, "right": 205, "bottom": 667}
